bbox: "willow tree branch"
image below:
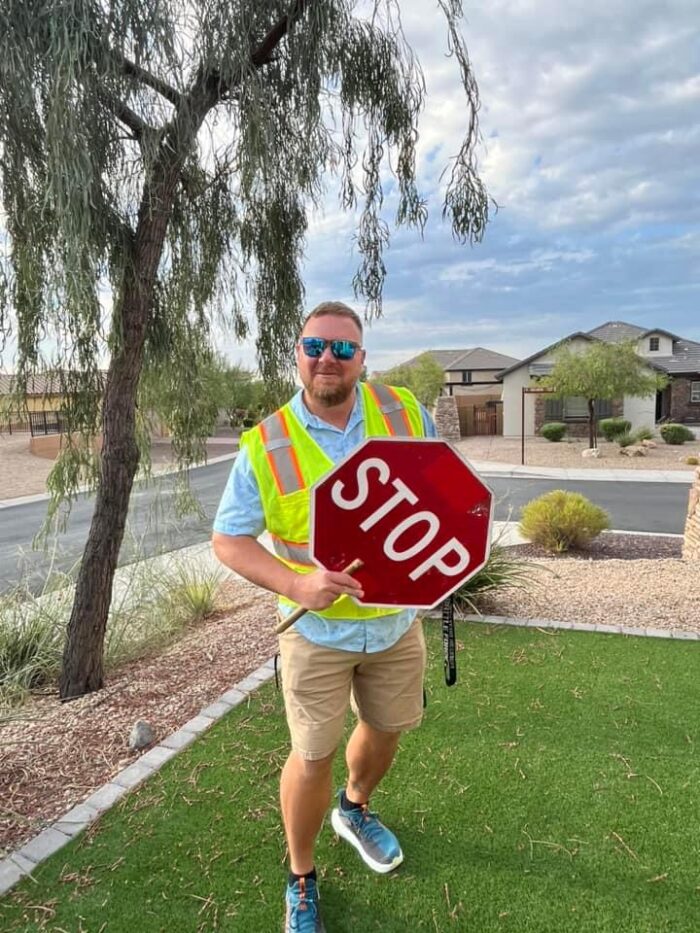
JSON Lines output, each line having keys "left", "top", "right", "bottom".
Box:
{"left": 116, "top": 54, "right": 183, "bottom": 108}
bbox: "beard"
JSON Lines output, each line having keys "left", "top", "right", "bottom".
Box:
{"left": 302, "top": 371, "right": 354, "bottom": 407}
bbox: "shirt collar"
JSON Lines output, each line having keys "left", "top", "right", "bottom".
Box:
{"left": 294, "top": 387, "right": 363, "bottom": 432}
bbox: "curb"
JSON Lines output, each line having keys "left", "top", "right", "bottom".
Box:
{"left": 0, "top": 657, "right": 276, "bottom": 898}
{"left": 2, "top": 613, "right": 698, "bottom": 899}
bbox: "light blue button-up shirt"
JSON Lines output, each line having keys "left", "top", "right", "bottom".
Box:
{"left": 213, "top": 388, "right": 437, "bottom": 653}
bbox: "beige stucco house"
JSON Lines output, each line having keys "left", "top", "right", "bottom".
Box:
{"left": 498, "top": 321, "right": 700, "bottom": 437}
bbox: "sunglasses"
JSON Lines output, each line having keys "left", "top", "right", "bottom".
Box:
{"left": 299, "top": 337, "right": 362, "bottom": 360}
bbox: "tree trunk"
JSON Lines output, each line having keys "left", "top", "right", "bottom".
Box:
{"left": 59, "top": 164, "right": 182, "bottom": 699}
{"left": 588, "top": 398, "right": 596, "bottom": 449}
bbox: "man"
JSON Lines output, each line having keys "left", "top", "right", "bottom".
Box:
{"left": 212, "top": 301, "right": 436, "bottom": 932}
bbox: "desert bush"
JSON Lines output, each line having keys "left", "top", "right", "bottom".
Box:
{"left": 452, "top": 543, "right": 535, "bottom": 615}
{"left": 0, "top": 592, "right": 65, "bottom": 707}
{"left": 616, "top": 433, "right": 636, "bottom": 448}
{"left": 599, "top": 417, "right": 631, "bottom": 441}
{"left": 684, "top": 455, "right": 699, "bottom": 466}
{"left": 660, "top": 423, "right": 695, "bottom": 445}
{"left": 634, "top": 426, "right": 654, "bottom": 441}
{"left": 519, "top": 490, "right": 610, "bottom": 554}
{"left": 541, "top": 422, "right": 567, "bottom": 442}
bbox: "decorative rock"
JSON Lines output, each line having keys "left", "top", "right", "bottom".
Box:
{"left": 620, "top": 446, "right": 646, "bottom": 457}
{"left": 641, "top": 439, "right": 657, "bottom": 448}
{"left": 128, "top": 720, "right": 155, "bottom": 750}
{"left": 581, "top": 447, "right": 601, "bottom": 458}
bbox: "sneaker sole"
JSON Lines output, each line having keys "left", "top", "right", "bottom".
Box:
{"left": 330, "top": 808, "right": 404, "bottom": 874}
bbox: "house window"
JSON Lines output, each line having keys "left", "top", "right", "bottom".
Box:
{"left": 691, "top": 381, "right": 700, "bottom": 403}
{"left": 649, "top": 336, "right": 659, "bottom": 351}
{"left": 544, "top": 397, "right": 612, "bottom": 421}
{"left": 563, "top": 397, "right": 589, "bottom": 420}
{"left": 462, "top": 371, "right": 472, "bottom": 384}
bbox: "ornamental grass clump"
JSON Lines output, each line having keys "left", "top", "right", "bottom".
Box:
{"left": 660, "top": 423, "right": 695, "bottom": 445}
{"left": 599, "top": 417, "right": 631, "bottom": 441}
{"left": 452, "top": 542, "right": 535, "bottom": 616}
{"left": 519, "top": 490, "right": 610, "bottom": 554}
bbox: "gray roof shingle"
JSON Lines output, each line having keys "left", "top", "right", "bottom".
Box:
{"left": 399, "top": 347, "right": 520, "bottom": 372}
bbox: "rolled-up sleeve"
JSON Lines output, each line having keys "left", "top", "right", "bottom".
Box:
{"left": 213, "top": 447, "right": 266, "bottom": 538}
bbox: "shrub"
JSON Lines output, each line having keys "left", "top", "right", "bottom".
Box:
{"left": 452, "top": 542, "right": 535, "bottom": 616}
{"left": 519, "top": 490, "right": 610, "bottom": 554}
{"left": 599, "top": 417, "right": 631, "bottom": 441}
{"left": 660, "top": 423, "right": 695, "bottom": 445}
{"left": 684, "top": 455, "right": 699, "bottom": 466}
{"left": 634, "top": 426, "right": 654, "bottom": 441}
{"left": 541, "top": 422, "right": 567, "bottom": 442}
{"left": 616, "top": 433, "right": 636, "bottom": 448}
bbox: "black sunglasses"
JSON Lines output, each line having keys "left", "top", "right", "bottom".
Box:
{"left": 299, "top": 337, "right": 362, "bottom": 360}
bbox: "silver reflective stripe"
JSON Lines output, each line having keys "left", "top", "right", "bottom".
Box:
{"left": 368, "top": 383, "right": 412, "bottom": 436}
{"left": 271, "top": 537, "right": 312, "bottom": 566}
{"left": 261, "top": 412, "right": 305, "bottom": 494}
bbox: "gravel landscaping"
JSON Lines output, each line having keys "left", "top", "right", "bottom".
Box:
{"left": 456, "top": 434, "right": 700, "bottom": 471}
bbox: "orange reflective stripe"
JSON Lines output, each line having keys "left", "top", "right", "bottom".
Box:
{"left": 277, "top": 409, "right": 305, "bottom": 489}
{"left": 259, "top": 419, "right": 285, "bottom": 495}
{"left": 384, "top": 384, "right": 413, "bottom": 435}
{"left": 365, "top": 382, "right": 396, "bottom": 435}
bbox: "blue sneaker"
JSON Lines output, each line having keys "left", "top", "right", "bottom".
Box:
{"left": 330, "top": 790, "right": 403, "bottom": 873}
{"left": 285, "top": 875, "right": 326, "bottom": 933}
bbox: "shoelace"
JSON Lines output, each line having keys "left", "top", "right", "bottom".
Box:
{"left": 289, "top": 878, "right": 320, "bottom": 929}
{"left": 352, "top": 804, "right": 385, "bottom": 842}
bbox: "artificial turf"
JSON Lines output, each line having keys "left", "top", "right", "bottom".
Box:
{"left": 1, "top": 622, "right": 698, "bottom": 931}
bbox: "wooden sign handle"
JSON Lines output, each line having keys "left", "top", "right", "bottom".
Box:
{"left": 275, "top": 559, "right": 364, "bottom": 635}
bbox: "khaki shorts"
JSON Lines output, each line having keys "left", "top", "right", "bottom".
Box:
{"left": 278, "top": 619, "right": 427, "bottom": 761}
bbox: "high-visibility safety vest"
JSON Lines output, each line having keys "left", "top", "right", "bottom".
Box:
{"left": 241, "top": 382, "right": 426, "bottom": 620}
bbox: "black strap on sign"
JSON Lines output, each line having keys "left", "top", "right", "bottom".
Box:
{"left": 441, "top": 595, "right": 457, "bottom": 687}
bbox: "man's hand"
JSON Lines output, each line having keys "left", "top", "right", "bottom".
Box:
{"left": 289, "top": 569, "right": 364, "bottom": 610}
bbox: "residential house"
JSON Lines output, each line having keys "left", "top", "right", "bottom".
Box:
{"left": 498, "top": 321, "right": 700, "bottom": 437}
{"left": 395, "top": 347, "right": 521, "bottom": 398}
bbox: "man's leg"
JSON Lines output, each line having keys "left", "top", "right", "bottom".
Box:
{"left": 280, "top": 749, "right": 336, "bottom": 875}
{"left": 344, "top": 721, "right": 401, "bottom": 805}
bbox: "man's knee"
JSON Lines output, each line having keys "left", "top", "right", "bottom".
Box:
{"left": 286, "top": 748, "right": 336, "bottom": 780}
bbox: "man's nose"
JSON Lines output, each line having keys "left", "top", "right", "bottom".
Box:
{"left": 318, "top": 344, "right": 336, "bottom": 361}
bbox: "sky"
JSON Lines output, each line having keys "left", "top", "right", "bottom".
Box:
{"left": 1, "top": 1, "right": 698, "bottom": 378}
{"left": 219, "top": 0, "right": 700, "bottom": 375}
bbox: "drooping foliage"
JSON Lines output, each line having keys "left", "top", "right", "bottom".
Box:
{"left": 1, "top": 2, "right": 487, "bottom": 472}
{"left": 0, "top": 0, "right": 489, "bottom": 696}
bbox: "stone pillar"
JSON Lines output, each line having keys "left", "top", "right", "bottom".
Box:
{"left": 433, "top": 395, "right": 461, "bottom": 440}
{"left": 683, "top": 467, "right": 700, "bottom": 560}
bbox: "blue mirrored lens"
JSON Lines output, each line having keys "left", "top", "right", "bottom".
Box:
{"left": 300, "top": 338, "right": 358, "bottom": 360}
{"left": 330, "top": 340, "right": 357, "bottom": 360}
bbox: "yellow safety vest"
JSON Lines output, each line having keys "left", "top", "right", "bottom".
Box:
{"left": 241, "top": 382, "right": 425, "bottom": 619}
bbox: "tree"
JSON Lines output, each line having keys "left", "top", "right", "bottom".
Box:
{"left": 0, "top": 1, "right": 489, "bottom": 698}
{"left": 384, "top": 353, "right": 445, "bottom": 407}
{"left": 542, "top": 341, "right": 667, "bottom": 448}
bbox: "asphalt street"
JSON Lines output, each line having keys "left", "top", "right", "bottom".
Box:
{"left": 0, "top": 459, "right": 691, "bottom": 592}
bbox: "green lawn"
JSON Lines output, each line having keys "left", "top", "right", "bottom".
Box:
{"left": 2, "top": 623, "right": 699, "bottom": 932}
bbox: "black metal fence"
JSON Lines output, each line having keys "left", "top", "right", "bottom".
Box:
{"left": 28, "top": 411, "right": 65, "bottom": 436}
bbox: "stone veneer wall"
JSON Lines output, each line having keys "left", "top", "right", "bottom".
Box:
{"left": 683, "top": 467, "right": 700, "bottom": 560}
{"left": 433, "top": 395, "right": 461, "bottom": 440}
{"left": 670, "top": 376, "right": 700, "bottom": 424}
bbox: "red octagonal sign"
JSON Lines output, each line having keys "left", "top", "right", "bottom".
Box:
{"left": 310, "top": 438, "right": 494, "bottom": 610}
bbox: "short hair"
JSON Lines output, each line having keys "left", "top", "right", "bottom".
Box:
{"left": 301, "top": 301, "right": 363, "bottom": 338}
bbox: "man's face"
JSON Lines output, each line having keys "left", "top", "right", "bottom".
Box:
{"left": 295, "top": 315, "right": 366, "bottom": 407}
